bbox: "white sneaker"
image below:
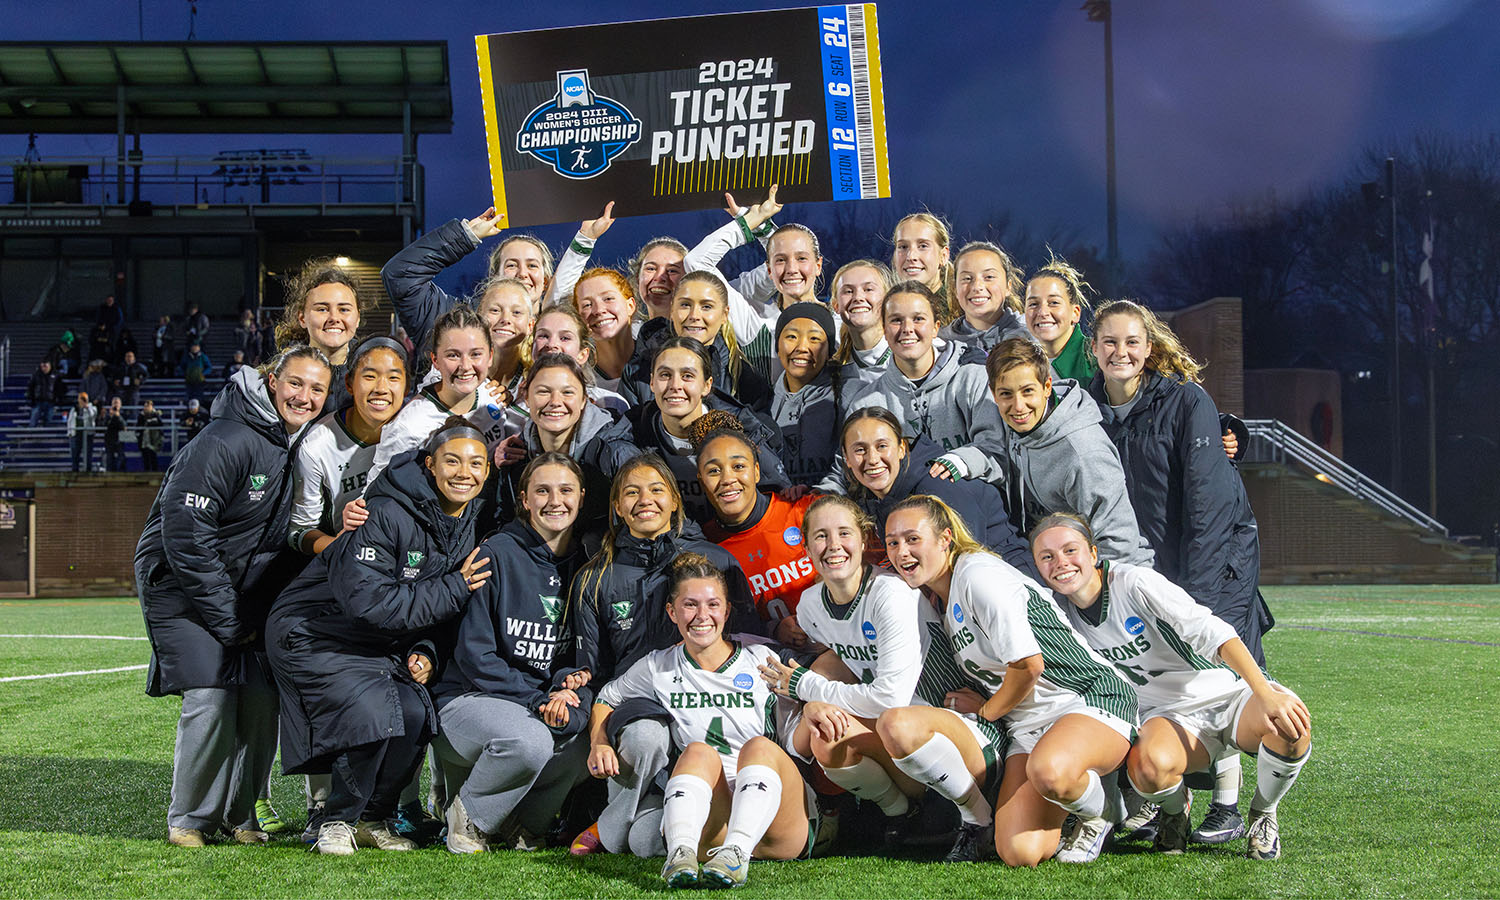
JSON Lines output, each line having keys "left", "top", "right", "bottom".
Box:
{"left": 1054, "top": 815, "right": 1110, "bottom": 863}
{"left": 315, "top": 820, "right": 358, "bottom": 856}
{"left": 445, "top": 797, "right": 489, "bottom": 854}
{"left": 1246, "top": 808, "right": 1280, "bottom": 861}
{"left": 354, "top": 819, "right": 416, "bottom": 851}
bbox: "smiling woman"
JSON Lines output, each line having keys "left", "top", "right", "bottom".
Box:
{"left": 274, "top": 260, "right": 366, "bottom": 410}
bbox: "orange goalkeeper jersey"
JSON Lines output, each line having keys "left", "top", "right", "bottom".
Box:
{"left": 705, "top": 492, "right": 819, "bottom": 625}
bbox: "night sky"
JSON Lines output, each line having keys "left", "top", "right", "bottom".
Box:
{"left": 6, "top": 0, "right": 1499, "bottom": 275}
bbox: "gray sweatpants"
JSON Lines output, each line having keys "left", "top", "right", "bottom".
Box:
{"left": 169, "top": 680, "right": 277, "bottom": 832}
{"left": 598, "top": 718, "right": 670, "bottom": 857}
{"left": 433, "top": 693, "right": 587, "bottom": 835}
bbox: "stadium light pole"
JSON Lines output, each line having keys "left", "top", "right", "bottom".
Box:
{"left": 1083, "top": 0, "right": 1118, "bottom": 294}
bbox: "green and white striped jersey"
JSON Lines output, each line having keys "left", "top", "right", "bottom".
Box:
{"left": 923, "top": 553, "right": 1138, "bottom": 733}
{"left": 790, "top": 568, "right": 924, "bottom": 719}
{"left": 1061, "top": 561, "right": 1242, "bottom": 717}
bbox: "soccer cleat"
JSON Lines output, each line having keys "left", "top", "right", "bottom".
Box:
{"left": 1054, "top": 815, "right": 1110, "bottom": 863}
{"left": 570, "top": 821, "right": 605, "bottom": 856}
{"left": 1191, "top": 801, "right": 1247, "bottom": 844}
{"left": 255, "top": 798, "right": 287, "bottom": 834}
{"left": 314, "top": 821, "right": 358, "bottom": 856}
{"left": 167, "top": 826, "right": 207, "bottom": 848}
{"left": 701, "top": 844, "right": 750, "bottom": 888}
{"left": 1245, "top": 809, "right": 1280, "bottom": 861}
{"left": 662, "top": 844, "right": 701, "bottom": 889}
{"left": 444, "top": 797, "right": 489, "bottom": 855}
{"left": 882, "top": 801, "right": 924, "bottom": 849}
{"left": 1153, "top": 808, "right": 1191, "bottom": 855}
{"left": 942, "top": 821, "right": 988, "bottom": 863}
{"left": 229, "top": 826, "right": 269, "bottom": 844}
{"left": 302, "top": 804, "right": 327, "bottom": 844}
{"left": 354, "top": 819, "right": 417, "bottom": 851}
{"left": 1116, "top": 802, "right": 1160, "bottom": 842}
{"left": 389, "top": 802, "right": 420, "bottom": 837}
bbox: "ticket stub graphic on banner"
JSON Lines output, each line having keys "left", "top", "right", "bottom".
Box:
{"left": 476, "top": 5, "right": 890, "bottom": 227}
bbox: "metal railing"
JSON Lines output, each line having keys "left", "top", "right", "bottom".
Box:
{"left": 0, "top": 405, "right": 189, "bottom": 472}
{"left": 0, "top": 336, "right": 9, "bottom": 386}
{"left": 2, "top": 153, "right": 421, "bottom": 213}
{"left": 1242, "top": 417, "right": 1448, "bottom": 536}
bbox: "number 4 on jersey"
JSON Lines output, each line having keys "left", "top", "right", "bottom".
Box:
{"left": 705, "top": 716, "right": 731, "bottom": 755}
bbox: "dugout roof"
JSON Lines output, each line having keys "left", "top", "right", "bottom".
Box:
{"left": 0, "top": 41, "right": 452, "bottom": 134}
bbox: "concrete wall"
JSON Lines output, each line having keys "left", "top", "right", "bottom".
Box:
{"left": 1244, "top": 368, "right": 1344, "bottom": 458}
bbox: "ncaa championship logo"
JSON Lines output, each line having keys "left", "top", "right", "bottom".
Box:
{"left": 733, "top": 673, "right": 755, "bottom": 691}
{"left": 515, "top": 69, "right": 643, "bottom": 180}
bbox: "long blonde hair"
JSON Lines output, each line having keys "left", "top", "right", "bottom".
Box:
{"left": 831, "top": 258, "right": 895, "bottom": 367}
{"left": 675, "top": 271, "right": 744, "bottom": 392}
{"left": 1093, "top": 299, "right": 1203, "bottom": 383}
{"left": 892, "top": 212, "right": 955, "bottom": 301}
{"left": 888, "top": 494, "right": 996, "bottom": 570}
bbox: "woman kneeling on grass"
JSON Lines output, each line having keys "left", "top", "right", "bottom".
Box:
{"left": 1030, "top": 512, "right": 1310, "bottom": 860}
{"left": 878, "top": 496, "right": 1139, "bottom": 867}
{"left": 590, "top": 553, "right": 817, "bottom": 889}
{"left": 265, "top": 424, "right": 493, "bottom": 855}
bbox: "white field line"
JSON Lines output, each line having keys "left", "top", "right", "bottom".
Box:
{"left": 0, "top": 634, "right": 148, "bottom": 641}
{"left": 0, "top": 664, "right": 148, "bottom": 683}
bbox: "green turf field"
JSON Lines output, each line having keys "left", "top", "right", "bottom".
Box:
{"left": 1, "top": 586, "right": 1497, "bottom": 899}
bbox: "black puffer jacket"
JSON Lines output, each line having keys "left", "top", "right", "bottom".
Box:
{"left": 380, "top": 217, "right": 478, "bottom": 356}
{"left": 620, "top": 318, "right": 774, "bottom": 414}
{"left": 570, "top": 524, "right": 761, "bottom": 684}
{"left": 493, "top": 403, "right": 640, "bottom": 534}
{"left": 265, "top": 448, "right": 484, "bottom": 774}
{"left": 855, "top": 437, "right": 1038, "bottom": 579}
{"left": 1088, "top": 370, "right": 1273, "bottom": 658}
{"left": 625, "top": 392, "right": 788, "bottom": 526}
{"left": 433, "top": 519, "right": 592, "bottom": 736}
{"left": 135, "top": 368, "right": 304, "bottom": 696}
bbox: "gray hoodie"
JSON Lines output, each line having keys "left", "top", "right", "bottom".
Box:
{"left": 992, "top": 379, "right": 1155, "bottom": 566}
{"left": 937, "top": 309, "right": 1031, "bottom": 354}
{"left": 771, "top": 368, "right": 841, "bottom": 487}
{"left": 849, "top": 340, "right": 1007, "bottom": 482}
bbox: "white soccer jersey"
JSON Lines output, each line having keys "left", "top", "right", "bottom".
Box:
{"left": 789, "top": 568, "right": 924, "bottom": 719}
{"left": 365, "top": 383, "right": 523, "bottom": 490}
{"left": 598, "top": 641, "right": 796, "bottom": 774}
{"left": 291, "top": 408, "right": 380, "bottom": 537}
{"left": 924, "top": 553, "right": 1138, "bottom": 735}
{"left": 1061, "top": 561, "right": 1243, "bottom": 718}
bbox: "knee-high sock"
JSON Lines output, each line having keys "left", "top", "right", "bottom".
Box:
{"left": 1251, "top": 744, "right": 1309, "bottom": 814}
{"left": 823, "top": 757, "right": 909, "bottom": 816}
{"left": 662, "top": 774, "right": 713, "bottom": 855}
{"left": 723, "top": 765, "right": 783, "bottom": 857}
{"left": 1213, "top": 753, "right": 1242, "bottom": 807}
{"left": 1129, "top": 773, "right": 1188, "bottom": 815}
{"left": 1051, "top": 769, "right": 1106, "bottom": 819}
{"left": 891, "top": 733, "right": 991, "bottom": 826}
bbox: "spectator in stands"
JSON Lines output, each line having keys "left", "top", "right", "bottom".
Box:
{"left": 183, "top": 399, "right": 207, "bottom": 443}
{"left": 185, "top": 302, "right": 211, "bottom": 347}
{"left": 234, "top": 311, "right": 263, "bottom": 365}
{"left": 67, "top": 392, "right": 97, "bottom": 473}
{"left": 138, "top": 400, "right": 164, "bottom": 471}
{"left": 153, "top": 315, "right": 176, "bottom": 377}
{"left": 103, "top": 397, "right": 128, "bottom": 472}
{"left": 89, "top": 323, "right": 114, "bottom": 369}
{"left": 111, "top": 350, "right": 149, "bottom": 408}
{"left": 46, "top": 330, "right": 81, "bottom": 378}
{"left": 96, "top": 293, "right": 125, "bottom": 344}
{"left": 26, "top": 359, "right": 65, "bottom": 427}
{"left": 179, "top": 342, "right": 213, "bottom": 405}
{"left": 225, "top": 350, "right": 250, "bottom": 385}
{"left": 80, "top": 359, "right": 110, "bottom": 410}
{"left": 117, "top": 326, "right": 140, "bottom": 365}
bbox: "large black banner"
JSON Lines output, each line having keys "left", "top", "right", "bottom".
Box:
{"left": 476, "top": 4, "right": 889, "bottom": 227}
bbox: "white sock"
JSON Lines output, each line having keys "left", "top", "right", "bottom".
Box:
{"left": 1129, "top": 774, "right": 1188, "bottom": 815}
{"left": 1251, "top": 744, "right": 1309, "bottom": 814}
{"left": 891, "top": 733, "right": 991, "bottom": 826}
{"left": 662, "top": 774, "right": 713, "bottom": 855}
{"left": 1213, "top": 753, "right": 1242, "bottom": 806}
{"left": 823, "top": 757, "right": 910, "bottom": 816}
{"left": 1053, "top": 769, "right": 1106, "bottom": 819}
{"left": 724, "top": 765, "right": 783, "bottom": 857}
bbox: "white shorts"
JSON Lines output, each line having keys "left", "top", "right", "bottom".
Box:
{"left": 1005, "top": 700, "right": 1135, "bottom": 759}
{"left": 1146, "top": 681, "right": 1298, "bottom": 761}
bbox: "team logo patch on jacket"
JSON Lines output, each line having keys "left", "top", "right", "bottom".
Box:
{"left": 247, "top": 473, "right": 268, "bottom": 501}
{"left": 540, "top": 594, "right": 563, "bottom": 625}
{"left": 401, "top": 550, "right": 425, "bottom": 581}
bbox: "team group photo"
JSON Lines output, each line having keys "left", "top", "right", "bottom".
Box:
{"left": 1, "top": 2, "right": 1496, "bottom": 899}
